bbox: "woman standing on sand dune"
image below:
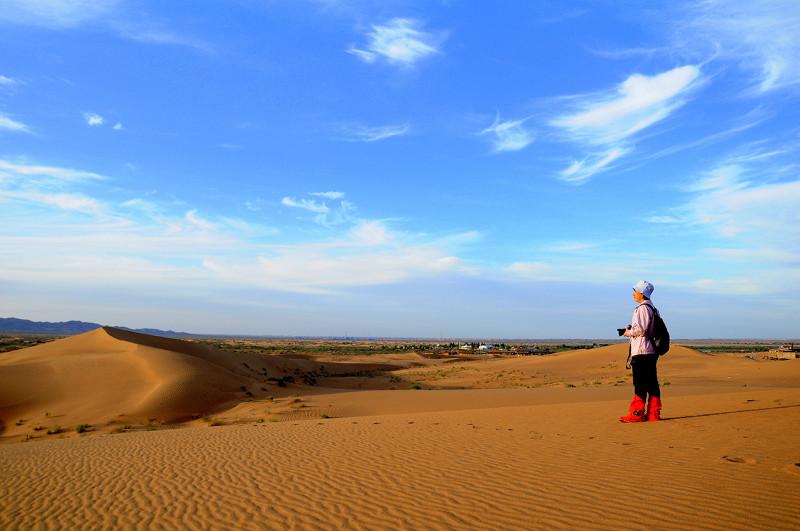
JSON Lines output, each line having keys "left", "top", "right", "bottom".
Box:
{"left": 619, "top": 280, "right": 662, "bottom": 423}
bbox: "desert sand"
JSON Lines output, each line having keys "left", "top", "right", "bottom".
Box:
{"left": 1, "top": 328, "right": 799, "bottom": 529}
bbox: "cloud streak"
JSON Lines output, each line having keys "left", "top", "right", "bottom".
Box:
{"left": 337, "top": 123, "right": 409, "bottom": 142}
{"left": 679, "top": 0, "right": 800, "bottom": 94}
{"left": 202, "top": 220, "right": 467, "bottom": 295}
{"left": 0, "top": 0, "right": 209, "bottom": 51}
{"left": 0, "top": 114, "right": 30, "bottom": 133}
{"left": 550, "top": 65, "right": 702, "bottom": 183}
{"left": 311, "top": 191, "right": 345, "bottom": 200}
{"left": 0, "top": 158, "right": 473, "bottom": 296}
{"left": 551, "top": 65, "right": 701, "bottom": 145}
{"left": 347, "top": 18, "right": 442, "bottom": 67}
{"left": 281, "top": 194, "right": 354, "bottom": 226}
{"left": 480, "top": 116, "right": 534, "bottom": 152}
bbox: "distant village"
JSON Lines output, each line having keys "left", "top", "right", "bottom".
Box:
{"left": 392, "top": 342, "right": 605, "bottom": 357}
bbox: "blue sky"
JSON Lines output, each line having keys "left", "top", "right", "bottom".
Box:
{"left": 1, "top": 0, "right": 798, "bottom": 338}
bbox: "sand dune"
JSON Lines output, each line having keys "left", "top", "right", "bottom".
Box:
{"left": 2, "top": 330, "right": 799, "bottom": 529}
{"left": 0, "top": 327, "right": 321, "bottom": 433}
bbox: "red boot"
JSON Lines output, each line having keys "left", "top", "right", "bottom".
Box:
{"left": 647, "top": 396, "right": 662, "bottom": 421}
{"left": 619, "top": 395, "right": 647, "bottom": 423}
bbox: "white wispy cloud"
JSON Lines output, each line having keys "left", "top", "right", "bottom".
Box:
{"left": 0, "top": 75, "right": 17, "bottom": 85}
{"left": 84, "top": 112, "right": 104, "bottom": 126}
{"left": 643, "top": 215, "right": 684, "bottom": 224}
{"left": 550, "top": 65, "right": 702, "bottom": 183}
{"left": 0, "top": 190, "right": 104, "bottom": 215}
{"left": 679, "top": 0, "right": 800, "bottom": 94}
{"left": 588, "top": 46, "right": 669, "bottom": 60}
{"left": 111, "top": 23, "right": 212, "bottom": 52}
{"left": 480, "top": 116, "right": 534, "bottom": 152}
{"left": 551, "top": 65, "right": 702, "bottom": 145}
{"left": 647, "top": 151, "right": 800, "bottom": 272}
{"left": 0, "top": 159, "right": 108, "bottom": 181}
{"left": 684, "top": 166, "right": 800, "bottom": 240}
{"left": 311, "top": 191, "right": 345, "bottom": 200}
{"left": 0, "top": 0, "right": 121, "bottom": 28}
{"left": 185, "top": 209, "right": 216, "bottom": 232}
{"left": 544, "top": 241, "right": 597, "bottom": 253}
{"left": 1, "top": 158, "right": 472, "bottom": 297}
{"left": 337, "top": 123, "right": 409, "bottom": 142}
{"left": 0, "top": 0, "right": 209, "bottom": 51}
{"left": 559, "top": 146, "right": 628, "bottom": 184}
{"left": 349, "top": 220, "right": 392, "bottom": 246}
{"left": 281, "top": 196, "right": 329, "bottom": 214}
{"left": 504, "top": 257, "right": 646, "bottom": 285}
{"left": 202, "top": 223, "right": 467, "bottom": 295}
{"left": 282, "top": 193, "right": 354, "bottom": 226}
{"left": 0, "top": 159, "right": 111, "bottom": 216}
{"left": 0, "top": 114, "right": 31, "bottom": 133}
{"left": 347, "top": 18, "right": 442, "bottom": 67}
{"left": 113, "top": 122, "right": 124, "bottom": 130}
{"left": 122, "top": 197, "right": 159, "bottom": 214}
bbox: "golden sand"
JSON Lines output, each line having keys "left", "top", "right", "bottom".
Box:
{"left": 1, "top": 328, "right": 799, "bottom": 529}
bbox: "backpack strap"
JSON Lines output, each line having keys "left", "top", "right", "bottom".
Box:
{"left": 636, "top": 302, "right": 656, "bottom": 336}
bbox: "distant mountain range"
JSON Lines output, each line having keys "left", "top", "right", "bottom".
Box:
{"left": 0, "top": 317, "right": 194, "bottom": 337}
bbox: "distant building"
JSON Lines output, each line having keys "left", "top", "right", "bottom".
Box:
{"left": 768, "top": 344, "right": 800, "bottom": 360}
{"left": 478, "top": 344, "right": 494, "bottom": 351}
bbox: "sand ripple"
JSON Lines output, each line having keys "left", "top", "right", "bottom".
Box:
{"left": 3, "top": 395, "right": 799, "bottom": 530}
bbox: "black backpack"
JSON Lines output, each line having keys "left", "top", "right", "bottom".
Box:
{"left": 647, "top": 305, "right": 670, "bottom": 356}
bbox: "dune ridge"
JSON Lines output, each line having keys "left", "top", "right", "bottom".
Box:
{"left": 0, "top": 327, "right": 316, "bottom": 431}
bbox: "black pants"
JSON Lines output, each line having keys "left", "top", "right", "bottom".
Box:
{"left": 631, "top": 354, "right": 660, "bottom": 399}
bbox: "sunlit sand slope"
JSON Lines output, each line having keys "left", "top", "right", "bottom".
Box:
{"left": 0, "top": 327, "right": 312, "bottom": 430}
{"left": 398, "top": 343, "right": 800, "bottom": 389}
{"left": 2, "top": 388, "right": 799, "bottom": 530}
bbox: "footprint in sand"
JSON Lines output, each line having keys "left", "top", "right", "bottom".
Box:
{"left": 722, "top": 455, "right": 757, "bottom": 464}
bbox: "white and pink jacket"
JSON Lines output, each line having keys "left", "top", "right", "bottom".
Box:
{"left": 628, "top": 301, "right": 656, "bottom": 356}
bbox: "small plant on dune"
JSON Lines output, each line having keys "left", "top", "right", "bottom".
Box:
{"left": 15, "top": 419, "right": 25, "bottom": 426}
{"left": 46, "top": 425, "right": 62, "bottom": 435}
{"left": 76, "top": 423, "right": 91, "bottom": 434}
{"left": 663, "top": 381, "right": 671, "bottom": 386}
{"left": 320, "top": 413, "right": 330, "bottom": 419}
{"left": 32, "top": 425, "right": 45, "bottom": 431}
{"left": 410, "top": 383, "right": 422, "bottom": 390}
{"left": 565, "top": 383, "right": 576, "bottom": 388}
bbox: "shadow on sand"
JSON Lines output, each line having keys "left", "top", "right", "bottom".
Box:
{"left": 665, "top": 403, "right": 800, "bottom": 421}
